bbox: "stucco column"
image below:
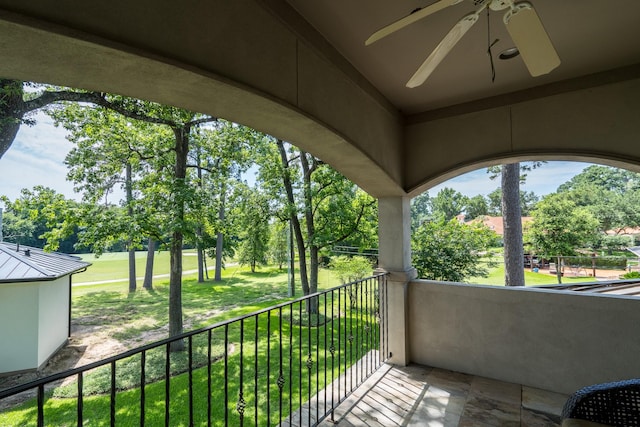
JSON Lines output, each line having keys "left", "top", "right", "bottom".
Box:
{"left": 377, "top": 197, "right": 416, "bottom": 366}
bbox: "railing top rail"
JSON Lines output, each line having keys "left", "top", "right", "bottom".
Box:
{"left": 0, "top": 273, "right": 386, "bottom": 399}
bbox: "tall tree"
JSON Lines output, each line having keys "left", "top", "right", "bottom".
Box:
{"left": 464, "top": 195, "right": 489, "bottom": 221}
{"left": 193, "top": 123, "right": 263, "bottom": 282}
{"left": 261, "top": 139, "right": 376, "bottom": 311}
{"left": 411, "top": 192, "right": 431, "bottom": 231}
{"left": 501, "top": 163, "right": 525, "bottom": 286}
{"left": 49, "top": 104, "right": 174, "bottom": 291}
{"left": 556, "top": 165, "right": 640, "bottom": 235}
{"left": 268, "top": 221, "right": 289, "bottom": 270}
{"left": 488, "top": 162, "right": 543, "bottom": 287}
{"left": 430, "top": 187, "right": 467, "bottom": 221}
{"left": 557, "top": 165, "right": 640, "bottom": 193}
{"left": 527, "top": 193, "right": 599, "bottom": 283}
{"left": 48, "top": 93, "right": 216, "bottom": 349}
{"left": 236, "top": 188, "right": 270, "bottom": 272}
{"left": 274, "top": 140, "right": 310, "bottom": 299}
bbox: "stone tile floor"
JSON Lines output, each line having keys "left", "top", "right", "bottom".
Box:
{"left": 318, "top": 364, "right": 568, "bottom": 426}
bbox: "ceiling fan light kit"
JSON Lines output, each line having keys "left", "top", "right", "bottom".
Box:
{"left": 366, "top": 0, "right": 561, "bottom": 87}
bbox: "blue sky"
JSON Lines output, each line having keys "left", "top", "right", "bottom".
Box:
{"left": 427, "top": 161, "right": 591, "bottom": 198}
{"left": 0, "top": 112, "right": 592, "bottom": 205}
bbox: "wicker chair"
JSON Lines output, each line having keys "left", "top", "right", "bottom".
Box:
{"left": 561, "top": 379, "right": 640, "bottom": 426}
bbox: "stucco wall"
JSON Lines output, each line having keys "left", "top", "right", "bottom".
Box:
{"left": 37, "top": 277, "right": 69, "bottom": 368}
{"left": 404, "top": 77, "right": 640, "bottom": 195}
{"left": 0, "top": 278, "right": 69, "bottom": 374}
{"left": 0, "top": 282, "right": 40, "bottom": 373}
{"left": 407, "top": 280, "right": 640, "bottom": 394}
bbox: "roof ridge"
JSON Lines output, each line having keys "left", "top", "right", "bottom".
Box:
{"left": 0, "top": 244, "right": 54, "bottom": 276}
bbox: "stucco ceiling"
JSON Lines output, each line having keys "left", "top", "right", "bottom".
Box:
{"left": 285, "top": 0, "right": 640, "bottom": 115}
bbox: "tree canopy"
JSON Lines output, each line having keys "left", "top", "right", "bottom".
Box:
{"left": 412, "top": 218, "right": 496, "bottom": 282}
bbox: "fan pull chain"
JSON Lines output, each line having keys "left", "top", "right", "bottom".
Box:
{"left": 486, "top": 8, "right": 499, "bottom": 82}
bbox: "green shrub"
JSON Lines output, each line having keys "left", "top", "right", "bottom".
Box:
{"left": 620, "top": 271, "right": 640, "bottom": 279}
{"left": 564, "top": 256, "right": 627, "bottom": 269}
{"left": 329, "top": 255, "right": 373, "bottom": 284}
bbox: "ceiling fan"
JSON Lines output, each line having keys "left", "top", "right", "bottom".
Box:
{"left": 365, "top": 0, "right": 560, "bottom": 88}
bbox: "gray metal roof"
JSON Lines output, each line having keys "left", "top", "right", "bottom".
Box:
{"left": 540, "top": 280, "right": 640, "bottom": 298}
{"left": 0, "top": 242, "right": 91, "bottom": 283}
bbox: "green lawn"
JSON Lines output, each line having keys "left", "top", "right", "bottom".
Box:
{"left": 469, "top": 264, "right": 598, "bottom": 286}
{"left": 74, "top": 249, "right": 204, "bottom": 284}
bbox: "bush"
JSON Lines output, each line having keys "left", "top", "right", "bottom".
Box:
{"left": 620, "top": 271, "right": 640, "bottom": 279}
{"left": 329, "top": 255, "right": 373, "bottom": 284}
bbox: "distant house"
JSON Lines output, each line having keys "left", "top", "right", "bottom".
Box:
{"left": 0, "top": 242, "right": 90, "bottom": 375}
{"left": 471, "top": 216, "right": 533, "bottom": 237}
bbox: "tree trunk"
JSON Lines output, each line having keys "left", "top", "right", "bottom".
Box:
{"left": 288, "top": 220, "right": 295, "bottom": 297}
{"left": 169, "top": 127, "right": 187, "bottom": 351}
{"left": 0, "top": 79, "right": 25, "bottom": 160}
{"left": 214, "top": 183, "right": 225, "bottom": 282}
{"left": 143, "top": 237, "right": 155, "bottom": 290}
{"left": 299, "top": 150, "right": 319, "bottom": 313}
{"left": 128, "top": 246, "right": 137, "bottom": 292}
{"left": 556, "top": 256, "right": 563, "bottom": 284}
{"left": 197, "top": 243, "right": 205, "bottom": 282}
{"left": 126, "top": 162, "right": 137, "bottom": 292}
{"left": 276, "top": 140, "right": 310, "bottom": 299}
{"left": 502, "top": 163, "right": 525, "bottom": 286}
{"left": 196, "top": 152, "right": 205, "bottom": 283}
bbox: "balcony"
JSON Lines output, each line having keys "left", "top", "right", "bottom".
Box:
{"left": 320, "top": 363, "right": 567, "bottom": 426}
{"left": 2, "top": 274, "right": 639, "bottom": 426}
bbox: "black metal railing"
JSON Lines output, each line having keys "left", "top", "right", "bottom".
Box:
{"left": 0, "top": 274, "right": 388, "bottom": 426}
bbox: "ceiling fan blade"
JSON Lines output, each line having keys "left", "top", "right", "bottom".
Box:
{"left": 365, "top": 0, "right": 464, "bottom": 46}
{"left": 406, "top": 13, "right": 479, "bottom": 88}
{"left": 504, "top": 2, "right": 560, "bottom": 77}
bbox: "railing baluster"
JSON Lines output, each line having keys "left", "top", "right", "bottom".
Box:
{"left": 254, "top": 314, "right": 259, "bottom": 426}
{"left": 298, "top": 301, "right": 302, "bottom": 420}
{"left": 323, "top": 291, "right": 328, "bottom": 418}
{"left": 188, "top": 335, "right": 194, "bottom": 426}
{"left": 344, "top": 285, "right": 348, "bottom": 394}
{"left": 289, "top": 303, "right": 293, "bottom": 422}
{"left": 278, "top": 306, "right": 283, "bottom": 426}
{"left": 165, "top": 343, "right": 170, "bottom": 427}
{"left": 77, "top": 372, "right": 83, "bottom": 427}
{"left": 360, "top": 280, "right": 364, "bottom": 383}
{"left": 207, "top": 330, "right": 212, "bottom": 427}
{"left": 224, "top": 324, "right": 229, "bottom": 427}
{"left": 367, "top": 278, "right": 372, "bottom": 375}
{"left": 238, "top": 319, "right": 245, "bottom": 427}
{"left": 316, "top": 294, "right": 320, "bottom": 424}
{"left": 267, "top": 310, "right": 271, "bottom": 424}
{"left": 37, "top": 384, "right": 44, "bottom": 427}
{"left": 308, "top": 299, "right": 312, "bottom": 426}
{"left": 350, "top": 285, "right": 354, "bottom": 393}
{"left": 140, "top": 350, "right": 146, "bottom": 427}
{"left": 337, "top": 286, "right": 342, "bottom": 404}
{"left": 110, "top": 360, "right": 116, "bottom": 426}
{"left": 330, "top": 289, "right": 335, "bottom": 423}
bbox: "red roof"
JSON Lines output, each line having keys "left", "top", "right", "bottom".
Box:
{"left": 471, "top": 216, "right": 532, "bottom": 236}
